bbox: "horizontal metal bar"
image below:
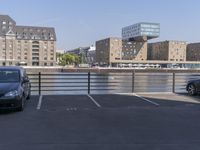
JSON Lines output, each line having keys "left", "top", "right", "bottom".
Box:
{"left": 31, "top": 85, "right": 132, "bottom": 88}
{"left": 30, "top": 86, "right": 39, "bottom": 88}
{"left": 134, "top": 87, "right": 173, "bottom": 90}
{"left": 31, "top": 80, "right": 176, "bottom": 83}
{"left": 29, "top": 82, "right": 40, "bottom": 84}
{"left": 135, "top": 80, "right": 173, "bottom": 82}
{"left": 133, "top": 83, "right": 173, "bottom": 86}
{"left": 90, "top": 77, "right": 120, "bottom": 79}
{"left": 40, "top": 78, "right": 88, "bottom": 80}
{"left": 134, "top": 86, "right": 173, "bottom": 89}
{"left": 176, "top": 87, "right": 187, "bottom": 90}
{"left": 30, "top": 90, "right": 39, "bottom": 92}
{"left": 35, "top": 85, "right": 88, "bottom": 88}
{"left": 176, "top": 84, "right": 187, "bottom": 87}
{"left": 90, "top": 88, "right": 116, "bottom": 91}
{"left": 40, "top": 89, "right": 88, "bottom": 92}
{"left": 27, "top": 74, "right": 39, "bottom": 76}
{"left": 175, "top": 74, "right": 200, "bottom": 76}
{"left": 91, "top": 74, "right": 132, "bottom": 77}
{"left": 29, "top": 74, "right": 88, "bottom": 76}
{"left": 29, "top": 78, "right": 39, "bottom": 80}
{"left": 135, "top": 75, "right": 173, "bottom": 77}
{"left": 30, "top": 81, "right": 89, "bottom": 84}
{"left": 90, "top": 81, "right": 129, "bottom": 83}
{"left": 30, "top": 81, "right": 122, "bottom": 84}
{"left": 173, "top": 80, "right": 189, "bottom": 82}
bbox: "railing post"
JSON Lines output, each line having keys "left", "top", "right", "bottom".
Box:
{"left": 39, "top": 72, "right": 41, "bottom": 95}
{"left": 172, "top": 72, "right": 175, "bottom": 93}
{"left": 88, "top": 72, "right": 91, "bottom": 95}
{"left": 132, "top": 71, "right": 135, "bottom": 93}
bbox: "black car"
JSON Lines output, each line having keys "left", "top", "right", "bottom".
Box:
{"left": 186, "top": 79, "right": 200, "bottom": 96}
{"left": 0, "top": 67, "right": 31, "bottom": 111}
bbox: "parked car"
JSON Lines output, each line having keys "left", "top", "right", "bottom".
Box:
{"left": 0, "top": 66, "right": 31, "bottom": 111}
{"left": 186, "top": 79, "right": 200, "bottom": 96}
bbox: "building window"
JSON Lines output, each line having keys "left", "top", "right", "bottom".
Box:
{"left": 2, "top": 26, "right": 6, "bottom": 30}
{"left": 32, "top": 62, "right": 39, "bottom": 66}
{"left": 44, "top": 63, "right": 47, "bottom": 66}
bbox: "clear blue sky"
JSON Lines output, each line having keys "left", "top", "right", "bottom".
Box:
{"left": 0, "top": 0, "right": 200, "bottom": 50}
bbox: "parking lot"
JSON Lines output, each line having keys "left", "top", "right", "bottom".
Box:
{"left": 0, "top": 93, "right": 200, "bottom": 150}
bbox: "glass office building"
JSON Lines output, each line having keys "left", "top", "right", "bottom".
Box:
{"left": 122, "top": 22, "right": 160, "bottom": 40}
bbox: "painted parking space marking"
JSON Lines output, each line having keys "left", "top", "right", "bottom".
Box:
{"left": 36, "top": 95, "right": 43, "bottom": 110}
{"left": 87, "top": 94, "right": 101, "bottom": 108}
{"left": 41, "top": 95, "right": 98, "bottom": 111}
{"left": 133, "top": 93, "right": 160, "bottom": 106}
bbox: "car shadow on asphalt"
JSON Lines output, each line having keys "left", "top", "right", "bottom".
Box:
{"left": 0, "top": 109, "right": 18, "bottom": 115}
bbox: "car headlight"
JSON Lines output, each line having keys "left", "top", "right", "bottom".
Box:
{"left": 4, "top": 90, "right": 19, "bottom": 97}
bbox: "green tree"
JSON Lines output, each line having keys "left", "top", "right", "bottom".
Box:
{"left": 74, "top": 55, "right": 81, "bottom": 65}
{"left": 59, "top": 53, "right": 81, "bottom": 66}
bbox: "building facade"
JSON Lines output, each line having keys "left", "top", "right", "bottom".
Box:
{"left": 65, "top": 46, "right": 96, "bottom": 65}
{"left": 96, "top": 37, "right": 148, "bottom": 66}
{"left": 187, "top": 43, "right": 200, "bottom": 61}
{"left": 148, "top": 41, "right": 187, "bottom": 62}
{"left": 96, "top": 23, "right": 160, "bottom": 66}
{"left": 0, "top": 15, "right": 56, "bottom": 66}
{"left": 122, "top": 41, "right": 147, "bottom": 61}
{"left": 96, "top": 38, "right": 122, "bottom": 66}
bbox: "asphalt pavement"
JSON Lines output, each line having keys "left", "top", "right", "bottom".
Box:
{"left": 0, "top": 93, "right": 200, "bottom": 150}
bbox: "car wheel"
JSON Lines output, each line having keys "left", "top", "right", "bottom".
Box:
{"left": 16, "top": 98, "right": 25, "bottom": 112}
{"left": 188, "top": 84, "right": 197, "bottom": 96}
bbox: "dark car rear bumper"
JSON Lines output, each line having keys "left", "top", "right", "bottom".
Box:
{"left": 0, "top": 97, "right": 22, "bottom": 109}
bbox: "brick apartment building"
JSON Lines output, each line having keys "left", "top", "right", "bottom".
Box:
{"left": 0, "top": 15, "right": 56, "bottom": 66}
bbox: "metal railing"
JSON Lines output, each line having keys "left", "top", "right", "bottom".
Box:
{"left": 28, "top": 72, "right": 200, "bottom": 95}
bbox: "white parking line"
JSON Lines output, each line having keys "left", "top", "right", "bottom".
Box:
{"left": 133, "top": 93, "right": 160, "bottom": 106}
{"left": 87, "top": 94, "right": 101, "bottom": 108}
{"left": 37, "top": 95, "right": 43, "bottom": 110}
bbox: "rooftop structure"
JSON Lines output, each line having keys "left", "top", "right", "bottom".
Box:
{"left": 0, "top": 15, "right": 56, "bottom": 41}
{"left": 122, "top": 22, "right": 160, "bottom": 41}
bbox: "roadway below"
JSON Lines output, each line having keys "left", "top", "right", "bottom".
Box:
{"left": 0, "top": 93, "right": 200, "bottom": 150}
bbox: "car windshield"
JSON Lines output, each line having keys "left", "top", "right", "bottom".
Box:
{"left": 0, "top": 70, "right": 20, "bottom": 83}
